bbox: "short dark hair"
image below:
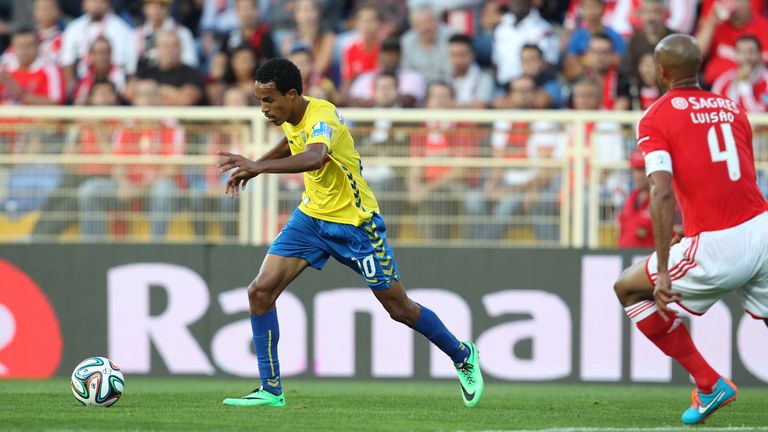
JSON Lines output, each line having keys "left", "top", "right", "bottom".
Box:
{"left": 12, "top": 25, "right": 36, "bottom": 39}
{"left": 254, "top": 58, "right": 303, "bottom": 95}
{"left": 375, "top": 71, "right": 399, "bottom": 87}
{"left": 427, "top": 80, "right": 453, "bottom": 98}
{"left": 355, "top": 3, "right": 382, "bottom": 20}
{"left": 590, "top": 32, "right": 614, "bottom": 49}
{"left": 90, "top": 78, "right": 118, "bottom": 94}
{"left": 381, "top": 36, "right": 401, "bottom": 53}
{"left": 449, "top": 33, "right": 473, "bottom": 47}
{"left": 736, "top": 34, "right": 762, "bottom": 52}
{"left": 521, "top": 43, "right": 543, "bottom": 58}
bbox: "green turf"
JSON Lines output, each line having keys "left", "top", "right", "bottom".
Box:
{"left": 1, "top": 379, "right": 767, "bottom": 432}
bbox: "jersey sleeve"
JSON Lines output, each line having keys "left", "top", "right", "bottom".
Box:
{"left": 637, "top": 114, "right": 673, "bottom": 175}
{"left": 305, "top": 108, "right": 337, "bottom": 153}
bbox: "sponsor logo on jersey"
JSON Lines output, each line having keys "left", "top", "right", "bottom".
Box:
{"left": 671, "top": 97, "right": 689, "bottom": 110}
{"left": 311, "top": 121, "right": 333, "bottom": 140}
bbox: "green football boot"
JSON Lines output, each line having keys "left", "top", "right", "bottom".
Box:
{"left": 454, "top": 341, "right": 484, "bottom": 408}
{"left": 222, "top": 387, "right": 286, "bottom": 407}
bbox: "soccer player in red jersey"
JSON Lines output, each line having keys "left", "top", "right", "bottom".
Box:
{"left": 614, "top": 34, "right": 768, "bottom": 425}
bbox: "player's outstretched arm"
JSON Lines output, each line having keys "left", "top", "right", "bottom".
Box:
{"left": 256, "top": 137, "right": 292, "bottom": 162}
{"left": 649, "top": 170, "right": 681, "bottom": 319}
{"left": 218, "top": 143, "right": 328, "bottom": 197}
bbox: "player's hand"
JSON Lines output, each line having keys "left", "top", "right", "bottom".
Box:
{"left": 653, "top": 271, "right": 681, "bottom": 321}
{"left": 217, "top": 151, "right": 260, "bottom": 197}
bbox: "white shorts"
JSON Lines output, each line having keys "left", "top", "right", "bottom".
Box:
{"left": 645, "top": 211, "right": 768, "bottom": 319}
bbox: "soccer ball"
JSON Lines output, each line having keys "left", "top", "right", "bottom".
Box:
{"left": 70, "top": 357, "right": 125, "bottom": 407}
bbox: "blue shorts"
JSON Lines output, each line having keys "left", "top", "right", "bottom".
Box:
{"left": 267, "top": 209, "right": 401, "bottom": 290}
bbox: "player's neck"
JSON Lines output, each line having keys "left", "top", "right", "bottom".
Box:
{"left": 287, "top": 97, "right": 310, "bottom": 126}
{"left": 668, "top": 78, "right": 700, "bottom": 91}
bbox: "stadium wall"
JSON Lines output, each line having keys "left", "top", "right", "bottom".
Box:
{"left": 1, "top": 244, "right": 766, "bottom": 385}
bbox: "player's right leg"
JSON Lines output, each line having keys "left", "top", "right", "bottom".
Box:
{"left": 222, "top": 254, "right": 308, "bottom": 407}
{"left": 224, "top": 209, "right": 330, "bottom": 407}
{"left": 614, "top": 245, "right": 733, "bottom": 424}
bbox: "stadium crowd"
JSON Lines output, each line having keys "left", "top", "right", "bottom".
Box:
{"left": 1, "top": 0, "right": 767, "bottom": 244}
{"left": 0, "top": 0, "right": 764, "bottom": 111}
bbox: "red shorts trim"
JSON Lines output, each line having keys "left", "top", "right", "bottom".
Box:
{"left": 675, "top": 300, "right": 704, "bottom": 316}
{"left": 745, "top": 308, "right": 768, "bottom": 320}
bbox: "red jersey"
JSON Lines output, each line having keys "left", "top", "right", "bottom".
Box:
{"left": 341, "top": 36, "right": 379, "bottom": 82}
{"left": 637, "top": 87, "right": 768, "bottom": 236}
{"left": 711, "top": 66, "right": 768, "bottom": 113}
{"left": 701, "top": 14, "right": 768, "bottom": 85}
{"left": 114, "top": 121, "right": 185, "bottom": 186}
{"left": 618, "top": 189, "right": 654, "bottom": 248}
{"left": 0, "top": 58, "right": 64, "bottom": 104}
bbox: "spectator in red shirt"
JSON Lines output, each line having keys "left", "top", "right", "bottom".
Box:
{"left": 0, "top": 27, "right": 64, "bottom": 105}
{"left": 342, "top": 4, "right": 381, "bottom": 82}
{"left": 712, "top": 35, "right": 768, "bottom": 113}
{"left": 31, "top": 79, "right": 120, "bottom": 239}
{"left": 407, "top": 81, "right": 478, "bottom": 240}
{"left": 72, "top": 37, "right": 127, "bottom": 105}
{"left": 618, "top": 150, "right": 654, "bottom": 248}
{"left": 339, "top": 4, "right": 382, "bottom": 102}
{"left": 219, "top": 0, "right": 275, "bottom": 62}
{"left": 78, "top": 79, "right": 185, "bottom": 240}
{"left": 1, "top": 0, "right": 63, "bottom": 68}
{"left": 696, "top": 0, "right": 768, "bottom": 86}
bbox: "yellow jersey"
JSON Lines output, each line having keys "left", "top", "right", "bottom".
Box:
{"left": 280, "top": 97, "right": 380, "bottom": 226}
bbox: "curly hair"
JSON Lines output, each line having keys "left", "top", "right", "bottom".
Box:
{"left": 254, "top": 58, "right": 303, "bottom": 95}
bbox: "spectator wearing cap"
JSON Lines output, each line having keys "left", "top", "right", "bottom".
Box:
{"left": 348, "top": 37, "right": 425, "bottom": 108}
{"left": 712, "top": 35, "right": 768, "bottom": 113}
{"left": 60, "top": 0, "right": 136, "bottom": 91}
{"left": 399, "top": 5, "right": 452, "bottom": 84}
{"left": 131, "top": 0, "right": 198, "bottom": 76}
{"left": 130, "top": 31, "right": 205, "bottom": 106}
{"left": 447, "top": 34, "right": 494, "bottom": 109}
{"left": 0, "top": 27, "right": 65, "bottom": 105}
{"left": 563, "top": 0, "right": 625, "bottom": 82}
{"left": 618, "top": 151, "right": 654, "bottom": 248}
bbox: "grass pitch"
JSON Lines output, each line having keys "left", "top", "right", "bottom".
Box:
{"left": 1, "top": 379, "right": 768, "bottom": 432}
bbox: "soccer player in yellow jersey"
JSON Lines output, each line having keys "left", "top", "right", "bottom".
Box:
{"left": 219, "top": 59, "right": 484, "bottom": 408}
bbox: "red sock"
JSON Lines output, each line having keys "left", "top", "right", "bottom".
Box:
{"left": 625, "top": 300, "right": 719, "bottom": 392}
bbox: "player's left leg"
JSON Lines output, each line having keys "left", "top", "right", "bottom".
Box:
{"left": 614, "top": 251, "right": 735, "bottom": 424}
{"left": 372, "top": 280, "right": 484, "bottom": 407}
{"left": 331, "top": 214, "right": 484, "bottom": 407}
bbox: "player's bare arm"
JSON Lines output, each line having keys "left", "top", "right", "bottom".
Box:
{"left": 256, "top": 137, "right": 292, "bottom": 162}
{"left": 218, "top": 143, "right": 328, "bottom": 196}
{"left": 648, "top": 170, "right": 681, "bottom": 320}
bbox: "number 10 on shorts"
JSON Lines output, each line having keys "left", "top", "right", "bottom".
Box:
{"left": 352, "top": 255, "right": 377, "bottom": 278}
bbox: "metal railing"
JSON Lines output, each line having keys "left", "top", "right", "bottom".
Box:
{"left": 0, "top": 107, "right": 766, "bottom": 248}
